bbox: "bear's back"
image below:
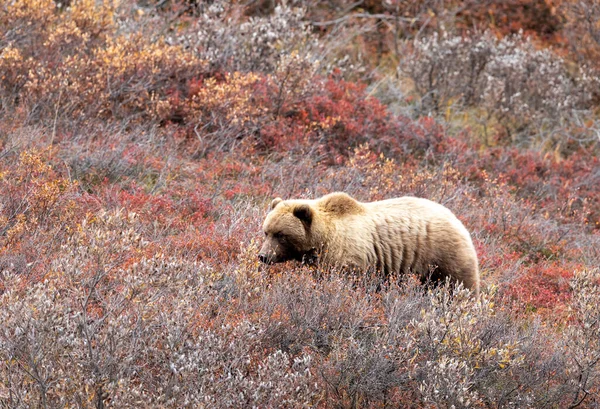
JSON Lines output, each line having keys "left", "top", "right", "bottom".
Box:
{"left": 328, "top": 196, "right": 478, "bottom": 291}
{"left": 365, "top": 197, "right": 469, "bottom": 236}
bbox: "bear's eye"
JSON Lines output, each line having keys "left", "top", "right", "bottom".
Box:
{"left": 273, "top": 232, "right": 284, "bottom": 239}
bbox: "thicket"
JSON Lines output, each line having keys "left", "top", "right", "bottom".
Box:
{"left": 1, "top": 0, "right": 599, "bottom": 407}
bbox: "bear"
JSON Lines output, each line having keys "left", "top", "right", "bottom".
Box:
{"left": 258, "top": 192, "right": 480, "bottom": 295}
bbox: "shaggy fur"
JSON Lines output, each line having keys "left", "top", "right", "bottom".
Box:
{"left": 259, "top": 192, "right": 480, "bottom": 295}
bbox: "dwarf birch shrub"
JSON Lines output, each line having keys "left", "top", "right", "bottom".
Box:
{"left": 377, "top": 280, "right": 586, "bottom": 408}
{"left": 562, "top": 269, "right": 600, "bottom": 408}
{"left": 0, "top": 0, "right": 206, "bottom": 128}
{"left": 402, "top": 31, "right": 596, "bottom": 147}
{"left": 189, "top": 1, "right": 315, "bottom": 73}
{"left": 0, "top": 210, "right": 324, "bottom": 407}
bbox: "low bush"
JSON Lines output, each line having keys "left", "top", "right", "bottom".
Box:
{"left": 402, "top": 31, "right": 597, "bottom": 148}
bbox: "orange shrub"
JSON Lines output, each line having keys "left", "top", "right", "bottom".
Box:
{"left": 0, "top": 149, "right": 79, "bottom": 279}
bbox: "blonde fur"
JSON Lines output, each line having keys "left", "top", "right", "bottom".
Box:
{"left": 260, "top": 192, "right": 480, "bottom": 295}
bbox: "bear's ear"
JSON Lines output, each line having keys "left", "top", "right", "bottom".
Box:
{"left": 269, "top": 197, "right": 283, "bottom": 211}
{"left": 293, "top": 204, "right": 313, "bottom": 227}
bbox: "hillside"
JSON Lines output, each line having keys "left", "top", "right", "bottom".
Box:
{"left": 1, "top": 1, "right": 599, "bottom": 407}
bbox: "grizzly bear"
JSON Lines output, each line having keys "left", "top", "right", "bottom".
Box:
{"left": 258, "top": 192, "right": 480, "bottom": 295}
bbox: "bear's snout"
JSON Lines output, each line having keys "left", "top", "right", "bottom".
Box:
{"left": 259, "top": 239, "right": 283, "bottom": 264}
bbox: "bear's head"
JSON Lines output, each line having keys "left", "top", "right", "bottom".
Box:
{"left": 258, "top": 197, "right": 317, "bottom": 264}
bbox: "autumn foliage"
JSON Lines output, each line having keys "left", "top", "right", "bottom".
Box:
{"left": 1, "top": 0, "right": 600, "bottom": 407}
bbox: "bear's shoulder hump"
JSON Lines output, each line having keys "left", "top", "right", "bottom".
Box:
{"left": 318, "top": 192, "right": 364, "bottom": 215}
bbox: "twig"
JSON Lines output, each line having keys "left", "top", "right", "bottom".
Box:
{"left": 312, "top": 13, "right": 416, "bottom": 27}
{"left": 50, "top": 89, "right": 62, "bottom": 147}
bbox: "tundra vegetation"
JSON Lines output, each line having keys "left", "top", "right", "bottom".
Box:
{"left": 0, "top": 0, "right": 599, "bottom": 407}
